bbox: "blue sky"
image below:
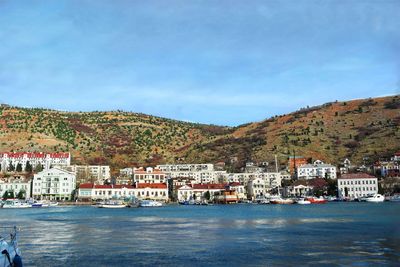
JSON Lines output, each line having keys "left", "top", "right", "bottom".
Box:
{"left": 0, "top": 0, "right": 399, "bottom": 126}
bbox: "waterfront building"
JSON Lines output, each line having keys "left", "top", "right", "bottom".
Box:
{"left": 283, "top": 180, "right": 313, "bottom": 197}
{"left": 247, "top": 177, "right": 267, "bottom": 200}
{"left": 78, "top": 183, "right": 168, "bottom": 202}
{"left": 229, "top": 182, "right": 246, "bottom": 200}
{"left": 0, "top": 175, "right": 31, "bottom": 199}
{"left": 337, "top": 173, "right": 378, "bottom": 199}
{"left": 32, "top": 167, "right": 76, "bottom": 201}
{"left": 62, "top": 165, "right": 110, "bottom": 184}
{"left": 0, "top": 152, "right": 71, "bottom": 172}
{"left": 176, "top": 183, "right": 226, "bottom": 202}
{"left": 133, "top": 167, "right": 167, "bottom": 184}
{"left": 297, "top": 160, "right": 337, "bottom": 180}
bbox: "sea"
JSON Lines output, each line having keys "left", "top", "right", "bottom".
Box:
{"left": 1, "top": 202, "right": 399, "bottom": 266}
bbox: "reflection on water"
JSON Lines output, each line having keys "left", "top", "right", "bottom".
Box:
{"left": 0, "top": 203, "right": 399, "bottom": 266}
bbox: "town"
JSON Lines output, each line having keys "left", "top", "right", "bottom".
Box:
{"left": 0, "top": 151, "right": 399, "bottom": 206}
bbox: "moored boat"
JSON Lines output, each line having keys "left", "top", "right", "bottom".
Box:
{"left": 97, "top": 200, "right": 126, "bottom": 208}
{"left": 139, "top": 200, "right": 163, "bottom": 207}
{"left": 306, "top": 197, "right": 327, "bottom": 204}
{"left": 388, "top": 194, "right": 400, "bottom": 202}
{"left": 296, "top": 198, "right": 311, "bottom": 205}
{"left": 1, "top": 200, "right": 31, "bottom": 209}
{"left": 270, "top": 198, "right": 294, "bottom": 204}
{"left": 365, "top": 194, "right": 385, "bottom": 203}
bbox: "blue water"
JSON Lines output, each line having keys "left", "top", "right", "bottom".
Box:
{"left": 1, "top": 203, "right": 399, "bottom": 266}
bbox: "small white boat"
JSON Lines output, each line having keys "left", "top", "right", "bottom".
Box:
{"left": 139, "top": 200, "right": 163, "bottom": 207}
{"left": 296, "top": 198, "right": 311, "bottom": 205}
{"left": 365, "top": 194, "right": 385, "bottom": 203}
{"left": 270, "top": 197, "right": 294, "bottom": 204}
{"left": 97, "top": 200, "right": 126, "bottom": 208}
{"left": 2, "top": 200, "right": 31, "bottom": 209}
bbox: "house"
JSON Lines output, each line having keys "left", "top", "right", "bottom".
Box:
{"left": 337, "top": 173, "right": 378, "bottom": 199}
{"left": 176, "top": 183, "right": 226, "bottom": 202}
{"left": 283, "top": 180, "right": 313, "bottom": 197}
{"left": 62, "top": 165, "right": 110, "bottom": 184}
{"left": 0, "top": 175, "right": 31, "bottom": 199}
{"left": 32, "top": 167, "right": 76, "bottom": 201}
{"left": 78, "top": 183, "right": 168, "bottom": 202}
{"left": 297, "top": 160, "right": 337, "bottom": 180}
{"left": 0, "top": 152, "right": 71, "bottom": 172}
{"left": 133, "top": 167, "right": 167, "bottom": 184}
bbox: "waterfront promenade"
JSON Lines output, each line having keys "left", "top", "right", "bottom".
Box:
{"left": 1, "top": 202, "right": 399, "bottom": 266}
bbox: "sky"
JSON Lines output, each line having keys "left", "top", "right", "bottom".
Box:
{"left": 0, "top": 0, "right": 399, "bottom": 126}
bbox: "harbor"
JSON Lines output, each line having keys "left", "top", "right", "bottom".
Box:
{"left": 1, "top": 203, "right": 399, "bottom": 266}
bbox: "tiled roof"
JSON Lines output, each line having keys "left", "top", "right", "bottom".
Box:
{"left": 0, "top": 152, "right": 70, "bottom": 158}
{"left": 79, "top": 183, "right": 134, "bottom": 189}
{"left": 339, "top": 173, "right": 376, "bottom": 179}
{"left": 136, "top": 183, "right": 167, "bottom": 189}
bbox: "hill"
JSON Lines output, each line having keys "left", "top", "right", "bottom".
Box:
{"left": 0, "top": 95, "right": 399, "bottom": 172}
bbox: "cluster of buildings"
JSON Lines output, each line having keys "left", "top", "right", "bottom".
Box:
{"left": 1, "top": 150, "right": 399, "bottom": 202}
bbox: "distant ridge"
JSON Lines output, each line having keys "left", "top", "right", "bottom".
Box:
{"left": 0, "top": 95, "right": 399, "bottom": 172}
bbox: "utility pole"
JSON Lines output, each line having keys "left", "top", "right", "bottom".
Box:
{"left": 274, "top": 154, "right": 278, "bottom": 173}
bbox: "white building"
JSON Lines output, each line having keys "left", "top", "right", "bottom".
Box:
{"left": 228, "top": 172, "right": 282, "bottom": 192}
{"left": 283, "top": 183, "right": 313, "bottom": 197}
{"left": 32, "top": 167, "right": 76, "bottom": 200}
{"left": 78, "top": 183, "right": 168, "bottom": 202}
{"left": 133, "top": 167, "right": 167, "bottom": 184}
{"left": 0, "top": 175, "right": 31, "bottom": 199}
{"left": 297, "top": 160, "right": 337, "bottom": 180}
{"left": 62, "top": 165, "right": 110, "bottom": 184}
{"left": 337, "top": 173, "right": 378, "bottom": 199}
{"left": 119, "top": 167, "right": 133, "bottom": 177}
{"left": 177, "top": 184, "right": 226, "bottom": 202}
{"left": 0, "top": 152, "right": 71, "bottom": 172}
{"left": 156, "top": 163, "right": 227, "bottom": 184}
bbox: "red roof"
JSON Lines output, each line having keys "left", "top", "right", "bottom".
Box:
{"left": 136, "top": 183, "right": 167, "bottom": 189}
{"left": 339, "top": 173, "right": 376, "bottom": 179}
{"left": 229, "top": 182, "right": 242, "bottom": 187}
{"left": 0, "top": 152, "right": 70, "bottom": 159}
{"left": 79, "top": 183, "right": 134, "bottom": 189}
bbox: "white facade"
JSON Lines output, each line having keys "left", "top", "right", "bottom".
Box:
{"left": 0, "top": 152, "right": 71, "bottom": 172}
{"left": 119, "top": 167, "right": 133, "bottom": 177}
{"left": 32, "top": 167, "right": 76, "bottom": 200}
{"left": 62, "top": 165, "right": 110, "bottom": 184}
{"left": 78, "top": 183, "right": 168, "bottom": 202}
{"left": 133, "top": 167, "right": 167, "bottom": 184}
{"left": 0, "top": 175, "right": 31, "bottom": 199}
{"left": 156, "top": 164, "right": 227, "bottom": 184}
{"left": 297, "top": 160, "right": 337, "bottom": 180}
{"left": 337, "top": 173, "right": 378, "bottom": 199}
{"left": 283, "top": 184, "right": 313, "bottom": 197}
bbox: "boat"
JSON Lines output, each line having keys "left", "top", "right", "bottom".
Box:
{"left": 365, "top": 194, "right": 385, "bottom": 203}
{"left": 49, "top": 202, "right": 59, "bottom": 207}
{"left": 96, "top": 200, "right": 126, "bottom": 208}
{"left": 0, "top": 226, "right": 23, "bottom": 267}
{"left": 1, "top": 200, "right": 31, "bottom": 209}
{"left": 139, "top": 200, "right": 163, "bottom": 207}
{"left": 296, "top": 198, "right": 311, "bottom": 205}
{"left": 306, "top": 197, "right": 327, "bottom": 204}
{"left": 270, "top": 197, "right": 294, "bottom": 204}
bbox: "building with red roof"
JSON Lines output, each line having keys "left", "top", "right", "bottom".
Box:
{"left": 77, "top": 182, "right": 168, "bottom": 202}
{"left": 0, "top": 152, "right": 71, "bottom": 173}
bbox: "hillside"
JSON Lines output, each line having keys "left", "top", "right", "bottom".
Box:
{"left": 0, "top": 95, "right": 399, "bottom": 172}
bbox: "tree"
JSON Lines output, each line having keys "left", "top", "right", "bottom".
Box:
{"left": 25, "top": 161, "right": 33, "bottom": 173}
{"left": 204, "top": 191, "right": 211, "bottom": 201}
{"left": 2, "top": 190, "right": 14, "bottom": 200}
{"left": 8, "top": 162, "right": 15, "bottom": 172}
{"left": 17, "top": 190, "right": 26, "bottom": 200}
{"left": 16, "top": 163, "right": 22, "bottom": 172}
{"left": 35, "top": 164, "right": 43, "bottom": 173}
